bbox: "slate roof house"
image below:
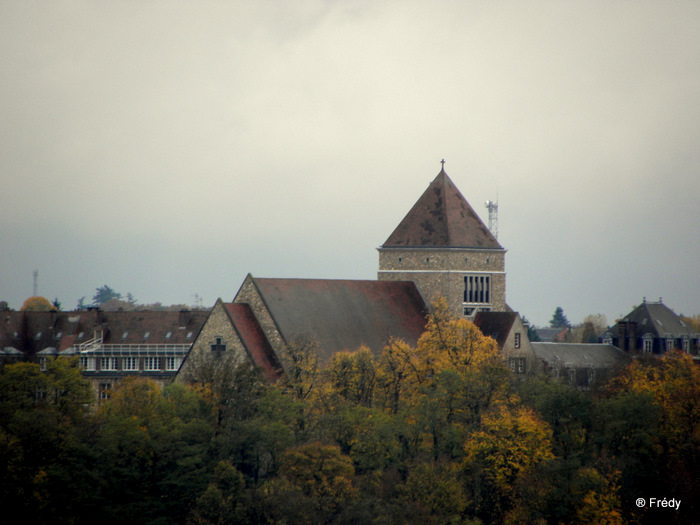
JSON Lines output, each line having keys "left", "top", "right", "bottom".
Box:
{"left": 604, "top": 298, "right": 700, "bottom": 356}
{"left": 532, "top": 342, "right": 631, "bottom": 389}
{"left": 474, "top": 311, "right": 537, "bottom": 376}
{"left": 1, "top": 308, "right": 208, "bottom": 401}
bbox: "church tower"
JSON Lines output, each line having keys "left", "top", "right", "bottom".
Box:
{"left": 378, "top": 165, "right": 506, "bottom": 318}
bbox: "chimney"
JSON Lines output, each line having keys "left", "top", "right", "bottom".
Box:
{"left": 178, "top": 309, "right": 190, "bottom": 329}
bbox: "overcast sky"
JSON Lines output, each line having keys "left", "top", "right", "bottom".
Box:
{"left": 1, "top": 1, "right": 699, "bottom": 327}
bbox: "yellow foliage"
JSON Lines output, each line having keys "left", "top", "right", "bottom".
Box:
{"left": 20, "top": 296, "right": 56, "bottom": 312}
{"left": 463, "top": 402, "right": 553, "bottom": 495}
{"left": 608, "top": 351, "right": 700, "bottom": 449}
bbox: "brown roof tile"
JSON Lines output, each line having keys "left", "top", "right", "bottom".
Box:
{"left": 225, "top": 303, "right": 282, "bottom": 382}
{"left": 383, "top": 169, "right": 502, "bottom": 249}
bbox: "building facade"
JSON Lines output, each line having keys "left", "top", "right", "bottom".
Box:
{"left": 378, "top": 167, "right": 506, "bottom": 319}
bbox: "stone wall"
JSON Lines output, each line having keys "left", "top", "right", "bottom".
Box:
{"left": 233, "top": 275, "right": 287, "bottom": 358}
{"left": 378, "top": 247, "right": 506, "bottom": 317}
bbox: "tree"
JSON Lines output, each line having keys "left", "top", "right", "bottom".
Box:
{"left": 261, "top": 442, "right": 357, "bottom": 524}
{"left": 0, "top": 359, "right": 93, "bottom": 523}
{"left": 20, "top": 296, "right": 56, "bottom": 312}
{"left": 463, "top": 402, "right": 554, "bottom": 523}
{"left": 92, "top": 285, "right": 122, "bottom": 306}
{"left": 550, "top": 306, "right": 570, "bottom": 328}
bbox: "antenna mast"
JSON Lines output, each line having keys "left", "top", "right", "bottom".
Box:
{"left": 484, "top": 200, "right": 499, "bottom": 240}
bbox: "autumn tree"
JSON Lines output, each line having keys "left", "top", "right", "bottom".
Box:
{"left": 261, "top": 442, "right": 357, "bottom": 524}
{"left": 20, "top": 295, "right": 56, "bottom": 311}
{"left": 0, "top": 358, "right": 93, "bottom": 523}
{"left": 463, "top": 402, "right": 554, "bottom": 523}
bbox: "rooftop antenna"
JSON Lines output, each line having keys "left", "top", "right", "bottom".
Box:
{"left": 33, "top": 269, "right": 38, "bottom": 297}
{"left": 484, "top": 199, "right": 499, "bottom": 239}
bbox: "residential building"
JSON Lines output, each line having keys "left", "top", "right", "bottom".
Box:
{"left": 604, "top": 299, "right": 700, "bottom": 356}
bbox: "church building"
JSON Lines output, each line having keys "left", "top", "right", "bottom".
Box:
{"left": 377, "top": 165, "right": 507, "bottom": 319}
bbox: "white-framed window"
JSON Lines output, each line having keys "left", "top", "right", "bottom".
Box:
{"left": 568, "top": 368, "right": 576, "bottom": 384}
{"left": 514, "top": 332, "right": 521, "bottom": 349}
{"left": 100, "top": 357, "right": 118, "bottom": 371}
{"left": 122, "top": 357, "right": 139, "bottom": 371}
{"left": 665, "top": 338, "right": 674, "bottom": 351}
{"left": 682, "top": 338, "right": 690, "bottom": 352}
{"left": 643, "top": 336, "right": 653, "bottom": 353}
{"left": 144, "top": 357, "right": 161, "bottom": 371}
{"left": 464, "top": 275, "right": 491, "bottom": 304}
{"left": 165, "top": 356, "right": 182, "bottom": 371}
{"left": 517, "top": 358, "right": 526, "bottom": 374}
{"left": 80, "top": 357, "right": 96, "bottom": 371}
{"left": 99, "top": 382, "right": 112, "bottom": 401}
{"left": 39, "top": 357, "right": 48, "bottom": 371}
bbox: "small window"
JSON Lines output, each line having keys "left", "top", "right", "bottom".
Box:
{"left": 35, "top": 332, "right": 42, "bottom": 340}
{"left": 122, "top": 357, "right": 139, "bottom": 371}
{"left": 99, "top": 383, "right": 112, "bottom": 401}
{"left": 666, "top": 338, "right": 674, "bottom": 351}
{"left": 144, "top": 332, "right": 150, "bottom": 339}
{"left": 426, "top": 257, "right": 430, "bottom": 263}
{"left": 186, "top": 331, "right": 193, "bottom": 339}
{"left": 80, "top": 357, "right": 96, "bottom": 371}
{"left": 101, "top": 357, "right": 118, "bottom": 371}
{"left": 55, "top": 332, "right": 62, "bottom": 339}
{"left": 78, "top": 332, "right": 84, "bottom": 339}
{"left": 122, "top": 331, "right": 129, "bottom": 339}
{"left": 643, "top": 338, "right": 653, "bottom": 353}
{"left": 211, "top": 337, "right": 226, "bottom": 354}
{"left": 144, "top": 357, "right": 162, "bottom": 371}
{"left": 165, "top": 332, "right": 172, "bottom": 339}
{"left": 568, "top": 369, "right": 576, "bottom": 384}
{"left": 514, "top": 332, "right": 521, "bottom": 349}
{"left": 166, "top": 356, "right": 182, "bottom": 371}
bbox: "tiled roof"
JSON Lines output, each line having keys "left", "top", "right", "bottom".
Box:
{"left": 382, "top": 169, "right": 502, "bottom": 249}
{"left": 532, "top": 342, "right": 631, "bottom": 368}
{"left": 225, "top": 303, "right": 282, "bottom": 382}
{"left": 0, "top": 309, "right": 209, "bottom": 357}
{"left": 251, "top": 277, "right": 428, "bottom": 361}
{"left": 473, "top": 311, "right": 517, "bottom": 348}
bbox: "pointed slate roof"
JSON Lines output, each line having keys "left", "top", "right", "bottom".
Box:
{"left": 615, "top": 300, "right": 700, "bottom": 338}
{"left": 382, "top": 168, "right": 502, "bottom": 249}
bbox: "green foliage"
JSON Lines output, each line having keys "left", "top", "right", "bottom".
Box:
{"left": 3, "top": 305, "right": 700, "bottom": 524}
{"left": 550, "top": 306, "right": 571, "bottom": 328}
{"left": 92, "top": 284, "right": 122, "bottom": 305}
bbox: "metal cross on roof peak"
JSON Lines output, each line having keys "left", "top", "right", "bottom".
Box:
{"left": 440, "top": 159, "right": 445, "bottom": 169}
